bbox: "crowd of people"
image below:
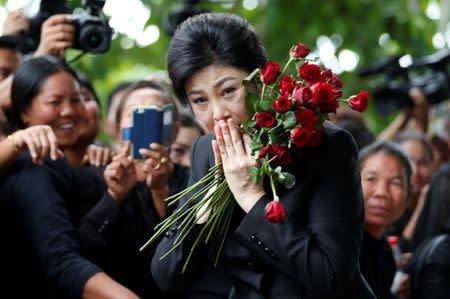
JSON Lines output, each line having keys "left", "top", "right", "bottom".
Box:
{"left": 0, "top": 8, "right": 448, "bottom": 299}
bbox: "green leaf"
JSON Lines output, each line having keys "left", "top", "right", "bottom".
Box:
{"left": 283, "top": 111, "right": 297, "bottom": 129}
{"left": 283, "top": 172, "right": 296, "bottom": 189}
{"left": 245, "top": 92, "right": 259, "bottom": 117}
{"left": 250, "top": 140, "right": 263, "bottom": 151}
{"left": 259, "top": 99, "right": 273, "bottom": 111}
{"left": 250, "top": 167, "right": 261, "bottom": 183}
{"left": 268, "top": 131, "right": 280, "bottom": 144}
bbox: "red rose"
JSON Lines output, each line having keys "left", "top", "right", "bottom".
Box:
{"left": 333, "top": 88, "right": 343, "bottom": 99}
{"left": 272, "top": 95, "right": 292, "bottom": 114}
{"left": 255, "top": 112, "right": 276, "bottom": 128}
{"left": 271, "top": 144, "right": 292, "bottom": 166}
{"left": 307, "top": 128, "right": 323, "bottom": 148}
{"left": 279, "top": 76, "right": 297, "bottom": 96}
{"left": 258, "top": 145, "right": 273, "bottom": 159}
{"left": 329, "top": 73, "right": 343, "bottom": 88}
{"left": 290, "top": 43, "right": 310, "bottom": 60}
{"left": 290, "top": 127, "right": 313, "bottom": 148}
{"left": 311, "top": 82, "right": 339, "bottom": 113}
{"left": 295, "top": 108, "right": 318, "bottom": 129}
{"left": 322, "top": 68, "right": 332, "bottom": 79}
{"left": 261, "top": 61, "right": 280, "bottom": 84}
{"left": 292, "top": 86, "right": 314, "bottom": 108}
{"left": 265, "top": 201, "right": 286, "bottom": 223}
{"left": 299, "top": 62, "right": 322, "bottom": 83}
{"left": 348, "top": 90, "right": 369, "bottom": 112}
{"left": 259, "top": 144, "right": 292, "bottom": 167}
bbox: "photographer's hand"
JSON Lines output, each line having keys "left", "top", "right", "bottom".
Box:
{"left": 140, "top": 143, "right": 172, "bottom": 219}
{"left": 104, "top": 142, "right": 137, "bottom": 205}
{"left": 408, "top": 87, "right": 429, "bottom": 134}
{"left": 33, "top": 14, "right": 74, "bottom": 58}
{"left": 2, "top": 9, "right": 29, "bottom": 35}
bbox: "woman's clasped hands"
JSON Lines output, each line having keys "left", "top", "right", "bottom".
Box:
{"left": 212, "top": 118, "right": 265, "bottom": 213}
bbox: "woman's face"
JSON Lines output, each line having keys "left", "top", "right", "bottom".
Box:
{"left": 400, "top": 139, "right": 432, "bottom": 198}
{"left": 361, "top": 152, "right": 408, "bottom": 236}
{"left": 170, "top": 126, "right": 202, "bottom": 167}
{"left": 20, "top": 71, "right": 85, "bottom": 147}
{"left": 184, "top": 64, "right": 249, "bottom": 133}
{"left": 77, "top": 86, "right": 100, "bottom": 145}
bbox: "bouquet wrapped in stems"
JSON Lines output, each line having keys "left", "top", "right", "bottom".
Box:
{"left": 140, "top": 42, "right": 369, "bottom": 272}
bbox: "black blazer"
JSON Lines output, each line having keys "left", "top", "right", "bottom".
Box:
{"left": 151, "top": 122, "right": 375, "bottom": 298}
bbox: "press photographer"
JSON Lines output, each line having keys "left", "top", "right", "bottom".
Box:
{"left": 18, "top": 0, "right": 112, "bottom": 55}
{"left": 359, "top": 48, "right": 450, "bottom": 116}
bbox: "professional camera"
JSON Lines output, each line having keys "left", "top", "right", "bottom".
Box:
{"left": 72, "top": 0, "right": 112, "bottom": 54}
{"left": 18, "top": 0, "right": 111, "bottom": 54}
{"left": 358, "top": 48, "right": 450, "bottom": 115}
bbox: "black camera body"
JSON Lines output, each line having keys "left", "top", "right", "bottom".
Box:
{"left": 19, "top": 0, "right": 111, "bottom": 54}
{"left": 359, "top": 49, "right": 450, "bottom": 115}
{"left": 72, "top": 13, "right": 112, "bottom": 54}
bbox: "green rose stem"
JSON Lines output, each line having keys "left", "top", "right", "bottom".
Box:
{"left": 140, "top": 163, "right": 223, "bottom": 252}
{"left": 139, "top": 161, "right": 237, "bottom": 272}
{"left": 269, "top": 173, "right": 279, "bottom": 202}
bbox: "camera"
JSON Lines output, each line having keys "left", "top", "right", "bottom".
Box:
{"left": 72, "top": 0, "right": 112, "bottom": 54}
{"left": 358, "top": 48, "right": 450, "bottom": 115}
{"left": 18, "top": 0, "right": 112, "bottom": 54}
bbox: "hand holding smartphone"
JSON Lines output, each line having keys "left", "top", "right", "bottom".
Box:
{"left": 122, "top": 104, "right": 174, "bottom": 159}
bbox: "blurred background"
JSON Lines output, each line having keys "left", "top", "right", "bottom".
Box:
{"left": 0, "top": 0, "right": 449, "bottom": 137}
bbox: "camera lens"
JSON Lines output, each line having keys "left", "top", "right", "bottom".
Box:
{"left": 86, "top": 32, "right": 103, "bottom": 48}
{"left": 78, "top": 22, "right": 110, "bottom": 53}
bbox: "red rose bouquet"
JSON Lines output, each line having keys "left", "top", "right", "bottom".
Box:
{"left": 140, "top": 42, "right": 369, "bottom": 271}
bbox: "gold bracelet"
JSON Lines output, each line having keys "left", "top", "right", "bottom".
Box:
{"left": 7, "top": 134, "right": 20, "bottom": 153}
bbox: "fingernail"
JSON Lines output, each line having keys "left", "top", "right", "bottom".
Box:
{"left": 139, "top": 149, "right": 145, "bottom": 154}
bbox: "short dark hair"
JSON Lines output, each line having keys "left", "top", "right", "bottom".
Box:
{"left": 395, "top": 130, "right": 434, "bottom": 163}
{"left": 115, "top": 79, "right": 179, "bottom": 125}
{"left": 106, "top": 81, "right": 133, "bottom": 110}
{"left": 76, "top": 70, "right": 100, "bottom": 105}
{"left": 359, "top": 141, "right": 413, "bottom": 197}
{"left": 167, "top": 13, "right": 267, "bottom": 105}
{"left": 9, "top": 55, "right": 78, "bottom": 129}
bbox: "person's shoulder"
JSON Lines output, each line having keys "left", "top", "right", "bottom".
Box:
{"left": 193, "top": 133, "right": 215, "bottom": 150}
{"left": 7, "top": 153, "right": 73, "bottom": 186}
{"left": 322, "top": 121, "right": 358, "bottom": 153}
{"left": 191, "top": 133, "right": 215, "bottom": 161}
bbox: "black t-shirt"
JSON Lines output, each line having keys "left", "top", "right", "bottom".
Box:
{"left": 360, "top": 230, "right": 397, "bottom": 299}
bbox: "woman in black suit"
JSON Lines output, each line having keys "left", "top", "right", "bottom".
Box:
{"left": 151, "top": 13, "right": 375, "bottom": 298}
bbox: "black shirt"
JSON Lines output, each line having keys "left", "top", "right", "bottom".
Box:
{"left": 360, "top": 230, "right": 396, "bottom": 299}
{"left": 0, "top": 154, "right": 100, "bottom": 298}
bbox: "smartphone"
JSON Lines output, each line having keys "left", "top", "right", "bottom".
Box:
{"left": 123, "top": 104, "right": 174, "bottom": 159}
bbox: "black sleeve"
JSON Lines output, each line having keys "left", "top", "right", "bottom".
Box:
{"left": 416, "top": 240, "right": 450, "bottom": 299}
{"left": 78, "top": 191, "right": 121, "bottom": 254}
{"left": 7, "top": 159, "right": 101, "bottom": 298}
{"left": 151, "top": 135, "right": 213, "bottom": 293}
{"left": 233, "top": 128, "right": 365, "bottom": 296}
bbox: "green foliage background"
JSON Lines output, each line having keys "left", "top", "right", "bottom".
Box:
{"left": 1, "top": 0, "right": 446, "bottom": 135}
